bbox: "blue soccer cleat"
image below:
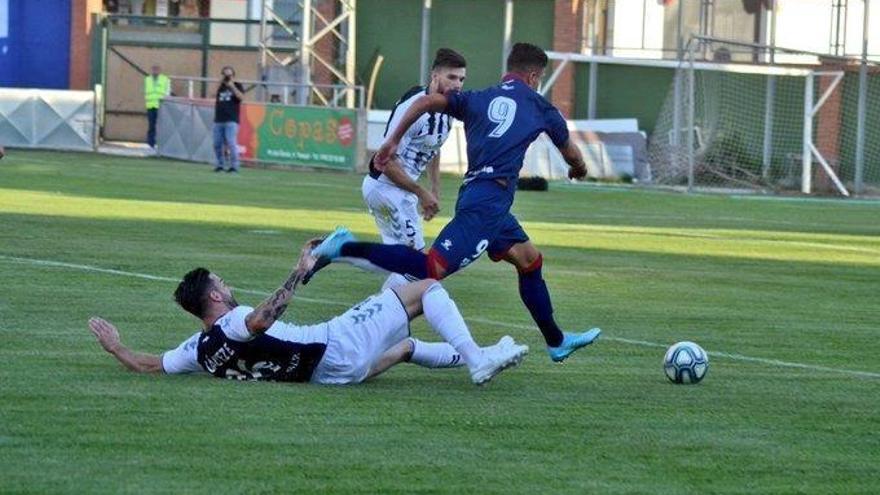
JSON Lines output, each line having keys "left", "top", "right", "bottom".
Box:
{"left": 303, "top": 227, "right": 357, "bottom": 285}
{"left": 312, "top": 226, "right": 356, "bottom": 260}
{"left": 547, "top": 328, "right": 602, "bottom": 363}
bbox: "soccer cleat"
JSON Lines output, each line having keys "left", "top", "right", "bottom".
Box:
{"left": 311, "top": 226, "right": 356, "bottom": 260}
{"left": 547, "top": 328, "right": 602, "bottom": 363}
{"left": 302, "top": 256, "right": 331, "bottom": 285}
{"left": 485, "top": 335, "right": 515, "bottom": 353}
{"left": 303, "top": 227, "right": 357, "bottom": 285}
{"left": 470, "top": 340, "right": 529, "bottom": 386}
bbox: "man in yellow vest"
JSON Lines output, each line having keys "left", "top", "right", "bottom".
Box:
{"left": 144, "top": 65, "right": 171, "bottom": 149}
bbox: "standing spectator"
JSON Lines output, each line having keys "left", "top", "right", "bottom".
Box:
{"left": 144, "top": 64, "right": 170, "bottom": 150}
{"left": 213, "top": 66, "right": 245, "bottom": 173}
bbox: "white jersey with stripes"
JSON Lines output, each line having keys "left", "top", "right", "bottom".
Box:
{"left": 374, "top": 86, "right": 454, "bottom": 185}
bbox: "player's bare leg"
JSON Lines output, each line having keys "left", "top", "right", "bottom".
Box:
{"left": 365, "top": 339, "right": 413, "bottom": 380}
{"left": 503, "top": 241, "right": 601, "bottom": 362}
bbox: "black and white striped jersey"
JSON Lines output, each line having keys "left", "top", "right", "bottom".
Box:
{"left": 372, "top": 86, "right": 453, "bottom": 184}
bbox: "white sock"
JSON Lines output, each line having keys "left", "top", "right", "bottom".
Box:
{"left": 422, "top": 283, "right": 482, "bottom": 369}
{"left": 408, "top": 338, "right": 464, "bottom": 368}
{"left": 381, "top": 272, "right": 409, "bottom": 291}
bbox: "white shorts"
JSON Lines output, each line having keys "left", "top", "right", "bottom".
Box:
{"left": 310, "top": 289, "right": 410, "bottom": 385}
{"left": 362, "top": 176, "right": 425, "bottom": 250}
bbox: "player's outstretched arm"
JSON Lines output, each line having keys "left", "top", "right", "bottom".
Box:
{"left": 244, "top": 240, "right": 317, "bottom": 335}
{"left": 381, "top": 156, "right": 439, "bottom": 221}
{"left": 88, "top": 317, "right": 163, "bottom": 373}
{"left": 375, "top": 93, "right": 449, "bottom": 166}
{"left": 558, "top": 139, "right": 588, "bottom": 180}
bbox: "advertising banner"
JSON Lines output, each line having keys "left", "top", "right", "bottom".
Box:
{"left": 238, "top": 103, "right": 358, "bottom": 170}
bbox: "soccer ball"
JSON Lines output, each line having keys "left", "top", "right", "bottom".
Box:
{"left": 663, "top": 341, "right": 708, "bottom": 384}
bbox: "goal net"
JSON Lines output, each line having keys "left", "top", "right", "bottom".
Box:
{"left": 647, "top": 38, "right": 880, "bottom": 196}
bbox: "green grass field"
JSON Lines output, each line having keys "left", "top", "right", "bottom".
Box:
{"left": 1, "top": 150, "right": 878, "bottom": 494}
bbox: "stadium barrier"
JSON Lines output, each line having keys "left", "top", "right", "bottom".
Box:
{"left": 156, "top": 98, "right": 215, "bottom": 163}
{"left": 0, "top": 88, "right": 98, "bottom": 152}
{"left": 157, "top": 97, "right": 366, "bottom": 171}
{"left": 521, "top": 119, "right": 651, "bottom": 181}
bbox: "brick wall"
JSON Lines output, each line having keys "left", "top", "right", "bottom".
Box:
{"left": 814, "top": 70, "right": 843, "bottom": 192}
{"left": 551, "top": 0, "right": 581, "bottom": 118}
{"left": 69, "top": 0, "right": 103, "bottom": 89}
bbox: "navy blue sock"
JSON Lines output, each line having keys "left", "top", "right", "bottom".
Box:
{"left": 518, "top": 256, "right": 564, "bottom": 347}
{"left": 340, "top": 242, "right": 429, "bottom": 280}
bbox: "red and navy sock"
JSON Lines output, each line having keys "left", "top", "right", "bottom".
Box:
{"left": 517, "top": 255, "right": 564, "bottom": 347}
{"left": 340, "top": 242, "right": 430, "bottom": 280}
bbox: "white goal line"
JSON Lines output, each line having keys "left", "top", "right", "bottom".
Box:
{"left": 2, "top": 254, "right": 878, "bottom": 380}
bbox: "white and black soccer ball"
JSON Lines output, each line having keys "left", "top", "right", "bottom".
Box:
{"left": 663, "top": 341, "right": 708, "bottom": 384}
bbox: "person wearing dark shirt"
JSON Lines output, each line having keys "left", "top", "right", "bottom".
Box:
{"left": 87, "top": 240, "right": 529, "bottom": 386}
{"left": 307, "top": 43, "right": 601, "bottom": 363}
{"left": 213, "top": 66, "right": 245, "bottom": 173}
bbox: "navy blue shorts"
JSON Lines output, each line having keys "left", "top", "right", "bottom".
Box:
{"left": 428, "top": 180, "right": 529, "bottom": 276}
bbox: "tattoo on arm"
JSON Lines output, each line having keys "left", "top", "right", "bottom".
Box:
{"left": 247, "top": 270, "right": 303, "bottom": 334}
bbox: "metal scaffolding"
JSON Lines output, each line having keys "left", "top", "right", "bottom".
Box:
{"left": 258, "top": 0, "right": 357, "bottom": 107}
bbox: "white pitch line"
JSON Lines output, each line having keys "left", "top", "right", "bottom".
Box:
{"left": 3, "top": 254, "right": 879, "bottom": 380}
{"left": 468, "top": 320, "right": 880, "bottom": 380}
{"left": 0, "top": 255, "right": 349, "bottom": 307}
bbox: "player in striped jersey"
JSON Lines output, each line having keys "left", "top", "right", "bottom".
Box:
{"left": 359, "top": 48, "right": 466, "bottom": 290}
{"left": 87, "top": 239, "right": 528, "bottom": 386}
{"left": 309, "top": 44, "right": 601, "bottom": 363}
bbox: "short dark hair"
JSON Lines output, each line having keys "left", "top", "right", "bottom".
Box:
{"left": 174, "top": 267, "right": 214, "bottom": 318}
{"left": 506, "top": 43, "right": 548, "bottom": 73}
{"left": 432, "top": 48, "right": 467, "bottom": 70}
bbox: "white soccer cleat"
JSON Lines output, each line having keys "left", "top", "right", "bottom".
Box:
{"left": 469, "top": 340, "right": 529, "bottom": 386}
{"left": 483, "top": 335, "right": 515, "bottom": 353}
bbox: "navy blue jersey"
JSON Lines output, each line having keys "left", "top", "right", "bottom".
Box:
{"left": 196, "top": 324, "right": 326, "bottom": 383}
{"left": 444, "top": 76, "right": 569, "bottom": 183}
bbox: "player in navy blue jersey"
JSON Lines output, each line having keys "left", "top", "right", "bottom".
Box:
{"left": 87, "top": 240, "right": 528, "bottom": 386}
{"left": 308, "top": 43, "right": 600, "bottom": 363}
